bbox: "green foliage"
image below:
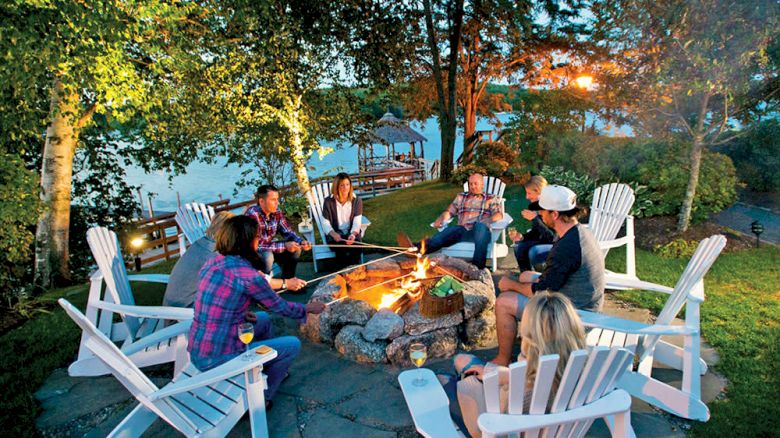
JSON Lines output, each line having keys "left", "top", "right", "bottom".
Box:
{"left": 280, "top": 194, "right": 309, "bottom": 220}
{"left": 451, "top": 140, "right": 518, "bottom": 183}
{"left": 539, "top": 165, "right": 598, "bottom": 206}
{"left": 720, "top": 119, "right": 780, "bottom": 191}
{"left": 0, "top": 155, "right": 44, "bottom": 301}
{"left": 653, "top": 239, "right": 699, "bottom": 259}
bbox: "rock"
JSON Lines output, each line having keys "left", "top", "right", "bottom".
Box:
{"left": 300, "top": 309, "right": 337, "bottom": 345}
{"left": 429, "top": 255, "right": 481, "bottom": 280}
{"left": 335, "top": 325, "right": 388, "bottom": 364}
{"left": 329, "top": 299, "right": 376, "bottom": 326}
{"left": 461, "top": 307, "right": 497, "bottom": 350}
{"left": 365, "top": 259, "right": 403, "bottom": 277}
{"left": 462, "top": 276, "right": 495, "bottom": 319}
{"left": 386, "top": 327, "right": 458, "bottom": 366}
{"left": 362, "top": 309, "right": 405, "bottom": 342}
{"left": 310, "top": 277, "right": 344, "bottom": 303}
{"left": 402, "top": 302, "right": 463, "bottom": 336}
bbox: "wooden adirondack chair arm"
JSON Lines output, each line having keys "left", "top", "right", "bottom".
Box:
{"left": 119, "top": 319, "right": 192, "bottom": 357}
{"left": 127, "top": 274, "right": 170, "bottom": 284}
{"left": 598, "top": 235, "right": 634, "bottom": 250}
{"left": 478, "top": 390, "right": 632, "bottom": 435}
{"left": 603, "top": 276, "right": 674, "bottom": 295}
{"left": 93, "top": 301, "right": 194, "bottom": 321}
{"left": 150, "top": 350, "right": 278, "bottom": 401}
{"left": 578, "top": 311, "right": 698, "bottom": 336}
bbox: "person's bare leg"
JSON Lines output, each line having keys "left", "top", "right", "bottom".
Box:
{"left": 498, "top": 276, "right": 525, "bottom": 293}
{"left": 454, "top": 354, "right": 484, "bottom": 376}
{"left": 492, "top": 292, "right": 520, "bottom": 366}
{"left": 518, "top": 270, "right": 541, "bottom": 283}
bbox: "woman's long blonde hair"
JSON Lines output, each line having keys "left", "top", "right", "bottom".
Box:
{"left": 520, "top": 291, "right": 586, "bottom": 384}
{"left": 332, "top": 172, "right": 355, "bottom": 203}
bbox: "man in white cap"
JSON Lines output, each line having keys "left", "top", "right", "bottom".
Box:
{"left": 491, "top": 184, "right": 604, "bottom": 366}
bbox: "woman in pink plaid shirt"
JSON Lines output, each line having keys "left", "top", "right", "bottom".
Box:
{"left": 188, "top": 215, "right": 325, "bottom": 407}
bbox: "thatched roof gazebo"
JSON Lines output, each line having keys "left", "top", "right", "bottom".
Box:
{"left": 358, "top": 112, "right": 428, "bottom": 172}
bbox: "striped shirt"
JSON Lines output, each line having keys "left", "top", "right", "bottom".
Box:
{"left": 188, "top": 254, "right": 306, "bottom": 370}
{"left": 245, "top": 205, "right": 303, "bottom": 253}
{"left": 447, "top": 192, "right": 501, "bottom": 229}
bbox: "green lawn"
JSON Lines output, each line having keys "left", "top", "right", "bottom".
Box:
{"left": 1, "top": 182, "right": 778, "bottom": 436}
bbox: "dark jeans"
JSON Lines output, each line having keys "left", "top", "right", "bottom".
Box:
{"left": 259, "top": 242, "right": 301, "bottom": 278}
{"left": 513, "top": 240, "right": 551, "bottom": 271}
{"left": 326, "top": 232, "right": 363, "bottom": 269}
{"left": 424, "top": 223, "right": 491, "bottom": 269}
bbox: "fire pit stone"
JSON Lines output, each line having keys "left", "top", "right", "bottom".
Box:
{"left": 362, "top": 309, "right": 404, "bottom": 342}
{"left": 335, "top": 325, "right": 389, "bottom": 364}
{"left": 386, "top": 327, "right": 458, "bottom": 366}
{"left": 302, "top": 255, "right": 496, "bottom": 365}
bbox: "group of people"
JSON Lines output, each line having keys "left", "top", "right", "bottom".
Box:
{"left": 420, "top": 173, "right": 604, "bottom": 436}
{"left": 161, "top": 172, "right": 365, "bottom": 409}
{"left": 160, "top": 169, "right": 605, "bottom": 424}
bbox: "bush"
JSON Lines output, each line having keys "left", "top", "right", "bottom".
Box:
{"left": 452, "top": 140, "right": 517, "bottom": 184}
{"left": 719, "top": 119, "right": 780, "bottom": 191}
{"left": 654, "top": 239, "right": 699, "bottom": 258}
{"left": 280, "top": 193, "right": 309, "bottom": 219}
{"left": 539, "top": 165, "right": 598, "bottom": 206}
{"left": 0, "top": 155, "right": 43, "bottom": 302}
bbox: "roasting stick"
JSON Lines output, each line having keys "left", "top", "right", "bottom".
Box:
{"left": 350, "top": 272, "right": 416, "bottom": 296}
{"left": 310, "top": 242, "right": 412, "bottom": 254}
{"left": 307, "top": 251, "right": 412, "bottom": 286}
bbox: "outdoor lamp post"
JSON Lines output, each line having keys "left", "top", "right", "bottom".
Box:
{"left": 751, "top": 220, "right": 764, "bottom": 248}
{"left": 130, "top": 237, "right": 144, "bottom": 271}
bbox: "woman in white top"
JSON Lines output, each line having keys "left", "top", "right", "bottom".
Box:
{"left": 453, "top": 291, "right": 587, "bottom": 437}
{"left": 321, "top": 172, "right": 363, "bottom": 268}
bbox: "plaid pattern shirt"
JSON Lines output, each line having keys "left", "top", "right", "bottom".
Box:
{"left": 447, "top": 192, "right": 501, "bottom": 229}
{"left": 188, "top": 254, "right": 306, "bottom": 371}
{"left": 245, "top": 205, "right": 303, "bottom": 253}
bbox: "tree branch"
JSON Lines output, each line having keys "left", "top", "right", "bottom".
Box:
{"left": 76, "top": 103, "right": 97, "bottom": 129}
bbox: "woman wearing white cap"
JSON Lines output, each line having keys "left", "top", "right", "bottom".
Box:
{"left": 491, "top": 184, "right": 604, "bottom": 366}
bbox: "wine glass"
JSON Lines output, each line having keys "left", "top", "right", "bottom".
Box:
{"left": 238, "top": 322, "right": 255, "bottom": 361}
{"left": 409, "top": 343, "right": 428, "bottom": 387}
{"left": 507, "top": 227, "right": 518, "bottom": 246}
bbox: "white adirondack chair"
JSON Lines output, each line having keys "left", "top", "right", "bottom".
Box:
{"left": 305, "top": 181, "right": 371, "bottom": 273}
{"left": 479, "top": 346, "right": 635, "bottom": 438}
{"left": 581, "top": 235, "right": 727, "bottom": 421}
{"left": 175, "top": 202, "right": 216, "bottom": 257}
{"left": 431, "top": 176, "right": 514, "bottom": 272}
{"left": 68, "top": 227, "right": 193, "bottom": 377}
{"left": 59, "top": 298, "right": 274, "bottom": 438}
{"left": 398, "top": 346, "right": 634, "bottom": 438}
{"left": 588, "top": 183, "right": 638, "bottom": 284}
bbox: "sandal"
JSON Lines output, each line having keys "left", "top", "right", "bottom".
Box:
{"left": 456, "top": 356, "right": 485, "bottom": 381}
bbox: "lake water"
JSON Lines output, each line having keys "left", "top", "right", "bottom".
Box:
{"left": 125, "top": 114, "right": 515, "bottom": 211}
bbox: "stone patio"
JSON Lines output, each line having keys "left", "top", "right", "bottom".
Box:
{"left": 35, "top": 254, "right": 726, "bottom": 437}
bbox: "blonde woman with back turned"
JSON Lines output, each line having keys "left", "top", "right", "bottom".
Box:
{"left": 453, "top": 291, "right": 587, "bottom": 437}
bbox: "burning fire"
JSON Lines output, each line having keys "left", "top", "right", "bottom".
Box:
{"left": 364, "top": 239, "right": 434, "bottom": 312}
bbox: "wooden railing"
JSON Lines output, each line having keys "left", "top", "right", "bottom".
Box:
{"left": 130, "top": 166, "right": 432, "bottom": 268}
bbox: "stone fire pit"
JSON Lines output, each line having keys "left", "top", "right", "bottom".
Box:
{"left": 300, "top": 255, "right": 496, "bottom": 366}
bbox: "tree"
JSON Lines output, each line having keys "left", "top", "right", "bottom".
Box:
{"left": 592, "top": 0, "right": 779, "bottom": 231}
{"left": 0, "top": 0, "right": 208, "bottom": 287}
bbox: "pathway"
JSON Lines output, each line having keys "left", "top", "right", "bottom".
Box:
{"left": 711, "top": 201, "right": 780, "bottom": 245}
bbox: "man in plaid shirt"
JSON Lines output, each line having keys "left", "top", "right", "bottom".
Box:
{"left": 402, "top": 173, "right": 503, "bottom": 269}
{"left": 245, "top": 184, "right": 311, "bottom": 280}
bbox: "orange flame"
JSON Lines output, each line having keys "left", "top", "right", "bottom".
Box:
{"left": 378, "top": 289, "right": 407, "bottom": 310}
{"left": 419, "top": 240, "right": 426, "bottom": 256}
{"left": 414, "top": 256, "right": 430, "bottom": 280}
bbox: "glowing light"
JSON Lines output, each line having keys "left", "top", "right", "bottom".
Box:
{"left": 575, "top": 75, "right": 594, "bottom": 90}
{"left": 130, "top": 237, "right": 144, "bottom": 249}
{"left": 378, "top": 289, "right": 407, "bottom": 310}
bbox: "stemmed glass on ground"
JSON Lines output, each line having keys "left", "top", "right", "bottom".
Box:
{"left": 409, "top": 343, "right": 428, "bottom": 387}
{"left": 238, "top": 322, "right": 255, "bottom": 361}
{"left": 507, "top": 227, "right": 518, "bottom": 247}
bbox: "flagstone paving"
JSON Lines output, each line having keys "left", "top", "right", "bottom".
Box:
{"left": 36, "top": 255, "right": 725, "bottom": 437}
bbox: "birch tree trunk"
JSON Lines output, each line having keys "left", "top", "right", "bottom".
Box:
{"left": 285, "top": 94, "right": 311, "bottom": 195}
{"left": 34, "top": 79, "right": 79, "bottom": 287}
{"left": 677, "top": 93, "right": 711, "bottom": 233}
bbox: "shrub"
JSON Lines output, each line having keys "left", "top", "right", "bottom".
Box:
{"left": 654, "top": 239, "right": 699, "bottom": 258}
{"left": 280, "top": 193, "right": 309, "bottom": 219}
{"left": 719, "top": 119, "right": 780, "bottom": 191}
{"left": 539, "top": 165, "right": 598, "bottom": 206}
{"left": 451, "top": 163, "right": 489, "bottom": 185}
{"left": 0, "top": 155, "right": 43, "bottom": 302}
{"left": 453, "top": 140, "right": 518, "bottom": 184}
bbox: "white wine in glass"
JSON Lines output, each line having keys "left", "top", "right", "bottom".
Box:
{"left": 239, "top": 322, "right": 254, "bottom": 361}
{"left": 409, "top": 343, "right": 428, "bottom": 386}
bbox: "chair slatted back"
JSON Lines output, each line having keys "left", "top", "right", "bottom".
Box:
{"left": 86, "top": 227, "right": 140, "bottom": 335}
{"left": 59, "top": 298, "right": 240, "bottom": 436}
{"left": 306, "top": 182, "right": 333, "bottom": 252}
{"left": 645, "top": 235, "right": 726, "bottom": 349}
{"left": 462, "top": 176, "right": 506, "bottom": 199}
{"left": 589, "top": 183, "right": 635, "bottom": 243}
{"left": 482, "top": 346, "right": 633, "bottom": 438}
{"left": 175, "top": 202, "right": 215, "bottom": 246}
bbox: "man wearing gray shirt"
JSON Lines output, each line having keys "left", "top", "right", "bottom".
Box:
{"left": 491, "top": 185, "right": 604, "bottom": 366}
{"left": 164, "top": 211, "right": 307, "bottom": 307}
